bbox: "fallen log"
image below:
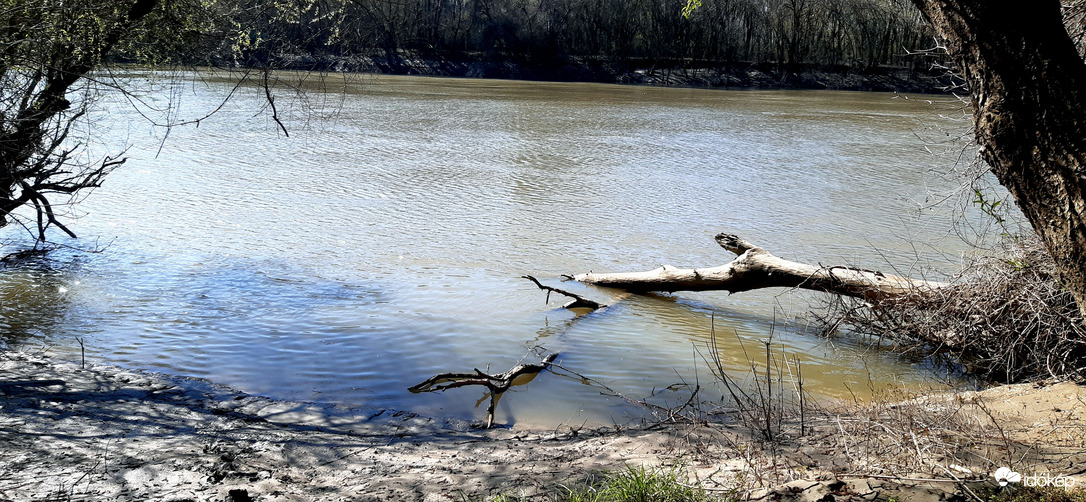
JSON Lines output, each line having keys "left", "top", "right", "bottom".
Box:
{"left": 572, "top": 233, "right": 947, "bottom": 300}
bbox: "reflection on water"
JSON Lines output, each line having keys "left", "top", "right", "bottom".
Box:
{"left": 0, "top": 73, "right": 989, "bottom": 427}
{"left": 0, "top": 255, "right": 78, "bottom": 349}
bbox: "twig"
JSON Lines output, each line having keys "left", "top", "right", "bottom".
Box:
{"left": 936, "top": 464, "right": 985, "bottom": 502}
{"left": 838, "top": 473, "right": 966, "bottom": 483}
{"left": 76, "top": 337, "right": 86, "bottom": 369}
{"left": 262, "top": 69, "right": 289, "bottom": 137}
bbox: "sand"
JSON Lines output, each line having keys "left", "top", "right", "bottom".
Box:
{"left": 2, "top": 349, "right": 1084, "bottom": 501}
{"left": 0, "top": 350, "right": 712, "bottom": 501}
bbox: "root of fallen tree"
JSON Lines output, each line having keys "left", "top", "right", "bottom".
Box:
{"left": 409, "top": 353, "right": 559, "bottom": 428}
{"left": 572, "top": 233, "right": 946, "bottom": 300}
{"left": 831, "top": 236, "right": 1086, "bottom": 383}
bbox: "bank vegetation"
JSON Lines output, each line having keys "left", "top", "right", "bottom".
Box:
{"left": 120, "top": 0, "right": 962, "bottom": 91}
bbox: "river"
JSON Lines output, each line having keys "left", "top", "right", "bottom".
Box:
{"left": 0, "top": 72, "right": 993, "bottom": 427}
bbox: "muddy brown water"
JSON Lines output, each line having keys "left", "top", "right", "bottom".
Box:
{"left": 0, "top": 72, "right": 1000, "bottom": 427}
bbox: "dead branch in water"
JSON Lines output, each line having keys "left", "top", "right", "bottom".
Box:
{"left": 407, "top": 278, "right": 604, "bottom": 428}
{"left": 409, "top": 353, "right": 559, "bottom": 428}
{"left": 522, "top": 275, "right": 604, "bottom": 310}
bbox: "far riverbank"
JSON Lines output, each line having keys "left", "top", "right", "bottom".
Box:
{"left": 232, "top": 52, "right": 960, "bottom": 94}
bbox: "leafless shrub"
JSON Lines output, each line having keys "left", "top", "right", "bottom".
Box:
{"left": 832, "top": 236, "right": 1086, "bottom": 383}
{"left": 700, "top": 317, "right": 813, "bottom": 443}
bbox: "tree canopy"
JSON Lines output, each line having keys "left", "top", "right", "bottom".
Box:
{"left": 0, "top": 0, "right": 259, "bottom": 240}
{"left": 0, "top": 0, "right": 158, "bottom": 239}
{"left": 215, "top": 0, "right": 932, "bottom": 71}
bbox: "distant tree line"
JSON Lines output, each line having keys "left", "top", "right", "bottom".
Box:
{"left": 151, "top": 0, "right": 939, "bottom": 85}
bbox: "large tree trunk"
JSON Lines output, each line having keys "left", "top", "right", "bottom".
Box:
{"left": 909, "top": 0, "right": 1086, "bottom": 319}
{"left": 573, "top": 233, "right": 946, "bottom": 300}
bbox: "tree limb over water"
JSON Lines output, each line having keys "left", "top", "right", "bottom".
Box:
{"left": 572, "top": 233, "right": 947, "bottom": 300}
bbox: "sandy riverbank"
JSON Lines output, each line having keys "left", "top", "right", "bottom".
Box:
{"left": 2, "top": 349, "right": 1084, "bottom": 501}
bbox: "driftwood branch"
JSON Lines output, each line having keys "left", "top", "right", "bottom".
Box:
{"left": 522, "top": 275, "right": 604, "bottom": 310}
{"left": 409, "top": 353, "right": 559, "bottom": 428}
{"left": 572, "top": 233, "right": 947, "bottom": 300}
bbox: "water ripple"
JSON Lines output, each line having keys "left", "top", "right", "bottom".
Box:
{"left": 0, "top": 75, "right": 1000, "bottom": 426}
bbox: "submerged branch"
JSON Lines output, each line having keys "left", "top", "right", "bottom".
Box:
{"left": 409, "top": 353, "right": 559, "bottom": 428}
{"left": 522, "top": 275, "right": 604, "bottom": 310}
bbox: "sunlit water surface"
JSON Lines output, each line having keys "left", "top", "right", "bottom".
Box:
{"left": 0, "top": 73, "right": 994, "bottom": 427}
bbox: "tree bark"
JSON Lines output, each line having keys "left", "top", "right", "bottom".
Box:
{"left": 572, "top": 233, "right": 946, "bottom": 300}
{"left": 909, "top": 0, "right": 1086, "bottom": 319}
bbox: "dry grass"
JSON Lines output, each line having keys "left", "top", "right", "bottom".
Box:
{"left": 819, "top": 381, "right": 1086, "bottom": 497}
{"left": 640, "top": 376, "right": 1086, "bottom": 499}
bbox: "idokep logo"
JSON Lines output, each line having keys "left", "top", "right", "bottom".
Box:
{"left": 994, "top": 467, "right": 1021, "bottom": 486}
{"left": 994, "top": 467, "right": 1077, "bottom": 488}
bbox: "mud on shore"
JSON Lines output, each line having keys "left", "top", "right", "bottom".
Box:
{"left": 2, "top": 350, "right": 1083, "bottom": 501}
